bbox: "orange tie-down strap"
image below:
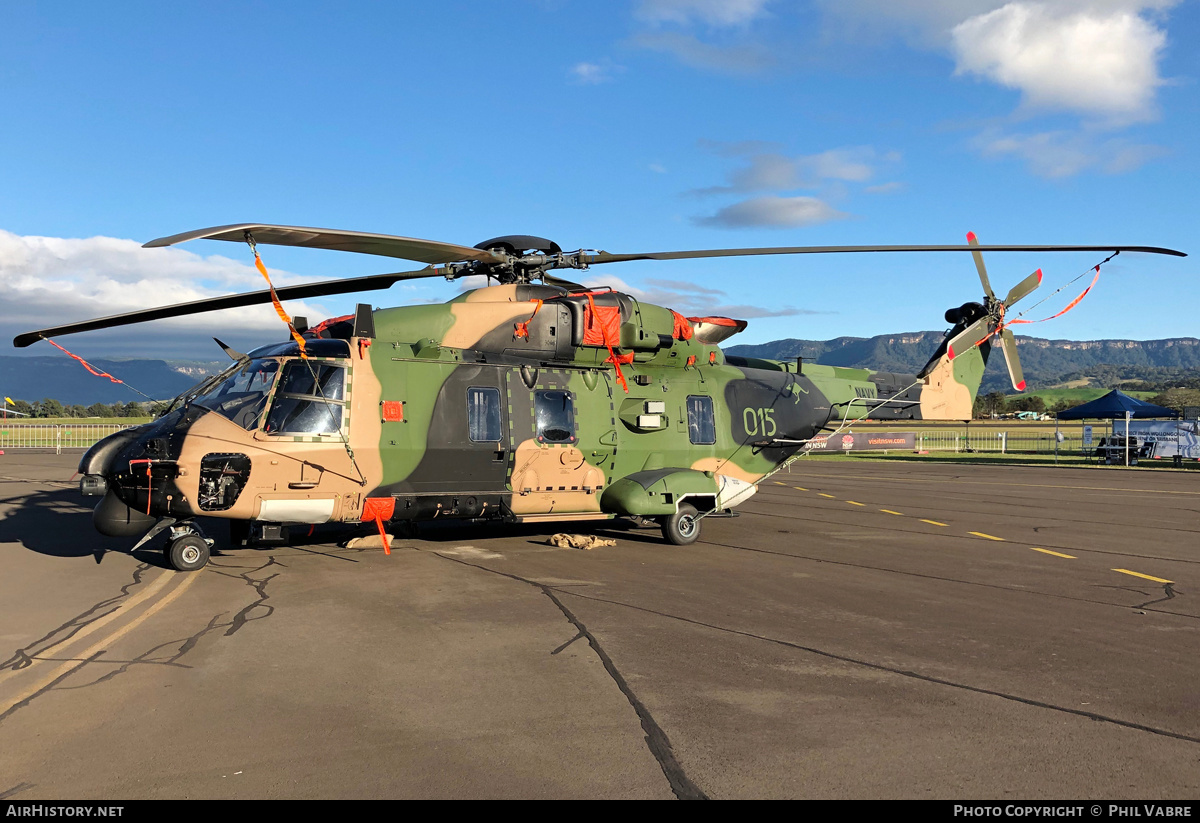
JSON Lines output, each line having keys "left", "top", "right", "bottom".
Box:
{"left": 255, "top": 253, "right": 308, "bottom": 358}
{"left": 514, "top": 299, "right": 543, "bottom": 339}
{"left": 362, "top": 496, "right": 396, "bottom": 555}
{"left": 671, "top": 310, "right": 694, "bottom": 340}
{"left": 583, "top": 293, "right": 633, "bottom": 392}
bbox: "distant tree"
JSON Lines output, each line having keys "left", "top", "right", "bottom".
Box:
{"left": 149, "top": 401, "right": 171, "bottom": 418}
{"left": 38, "top": 398, "right": 64, "bottom": 418}
{"left": 10, "top": 399, "right": 33, "bottom": 417}
{"left": 122, "top": 401, "right": 144, "bottom": 418}
{"left": 86, "top": 403, "right": 112, "bottom": 418}
{"left": 1009, "top": 395, "right": 1046, "bottom": 414}
{"left": 1150, "top": 388, "right": 1200, "bottom": 415}
{"left": 66, "top": 404, "right": 86, "bottom": 418}
{"left": 981, "top": 391, "right": 1007, "bottom": 418}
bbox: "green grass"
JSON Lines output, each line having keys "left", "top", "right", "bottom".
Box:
{"left": 1004, "top": 387, "right": 1157, "bottom": 405}
{"left": 852, "top": 419, "right": 1115, "bottom": 436}
{"left": 0, "top": 418, "right": 144, "bottom": 449}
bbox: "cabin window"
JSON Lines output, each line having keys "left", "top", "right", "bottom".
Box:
{"left": 265, "top": 361, "right": 346, "bottom": 435}
{"left": 467, "top": 387, "right": 502, "bottom": 442}
{"left": 534, "top": 390, "right": 576, "bottom": 444}
{"left": 191, "top": 358, "right": 280, "bottom": 431}
{"left": 687, "top": 395, "right": 716, "bottom": 445}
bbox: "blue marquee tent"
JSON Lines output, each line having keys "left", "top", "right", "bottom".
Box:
{"left": 1055, "top": 389, "right": 1178, "bottom": 420}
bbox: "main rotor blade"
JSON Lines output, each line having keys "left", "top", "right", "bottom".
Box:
{"left": 1001, "top": 328, "right": 1026, "bottom": 392}
{"left": 577, "top": 243, "right": 1186, "bottom": 266}
{"left": 945, "top": 316, "right": 992, "bottom": 362}
{"left": 144, "top": 224, "right": 506, "bottom": 266}
{"left": 966, "top": 231, "right": 996, "bottom": 301}
{"left": 12, "top": 267, "right": 435, "bottom": 347}
{"left": 1004, "top": 268, "right": 1042, "bottom": 308}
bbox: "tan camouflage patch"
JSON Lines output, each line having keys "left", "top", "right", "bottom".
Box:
{"left": 689, "top": 457, "right": 763, "bottom": 485}
{"left": 919, "top": 355, "right": 972, "bottom": 420}
{"left": 508, "top": 439, "right": 604, "bottom": 514}
{"left": 445, "top": 301, "right": 536, "bottom": 349}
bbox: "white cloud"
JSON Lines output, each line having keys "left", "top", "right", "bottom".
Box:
{"left": 631, "top": 31, "right": 775, "bottom": 73}
{"left": 569, "top": 61, "right": 622, "bottom": 84}
{"left": 976, "top": 128, "right": 1169, "bottom": 177}
{"left": 694, "top": 196, "right": 849, "bottom": 228}
{"left": 0, "top": 231, "right": 341, "bottom": 353}
{"left": 580, "top": 273, "right": 828, "bottom": 319}
{"left": 693, "top": 144, "right": 897, "bottom": 195}
{"left": 635, "top": 0, "right": 771, "bottom": 27}
{"left": 951, "top": 2, "right": 1171, "bottom": 124}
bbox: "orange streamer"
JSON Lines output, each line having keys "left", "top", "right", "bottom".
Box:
{"left": 44, "top": 338, "right": 126, "bottom": 384}
{"left": 254, "top": 253, "right": 308, "bottom": 358}
{"left": 967, "top": 266, "right": 1102, "bottom": 352}
{"left": 1006, "top": 267, "right": 1100, "bottom": 327}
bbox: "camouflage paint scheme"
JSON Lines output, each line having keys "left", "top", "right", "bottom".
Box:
{"left": 80, "top": 283, "right": 991, "bottom": 538}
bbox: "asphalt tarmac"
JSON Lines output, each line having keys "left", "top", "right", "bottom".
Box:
{"left": 1, "top": 452, "right": 1198, "bottom": 800}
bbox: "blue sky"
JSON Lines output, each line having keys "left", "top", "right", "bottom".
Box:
{"left": 0, "top": 0, "right": 1196, "bottom": 360}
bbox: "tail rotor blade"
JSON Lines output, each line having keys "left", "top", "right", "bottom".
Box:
{"left": 1004, "top": 268, "right": 1042, "bottom": 308}
{"left": 946, "top": 316, "right": 992, "bottom": 361}
{"left": 1001, "top": 328, "right": 1026, "bottom": 392}
{"left": 966, "top": 231, "right": 996, "bottom": 301}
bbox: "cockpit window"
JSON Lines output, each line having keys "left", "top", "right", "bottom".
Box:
{"left": 190, "top": 359, "right": 280, "bottom": 431}
{"left": 265, "top": 361, "right": 346, "bottom": 435}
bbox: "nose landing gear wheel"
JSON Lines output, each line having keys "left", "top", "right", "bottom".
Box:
{"left": 166, "top": 534, "right": 210, "bottom": 571}
{"left": 661, "top": 503, "right": 701, "bottom": 545}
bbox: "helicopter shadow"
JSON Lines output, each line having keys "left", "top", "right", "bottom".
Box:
{"left": 0, "top": 485, "right": 171, "bottom": 568}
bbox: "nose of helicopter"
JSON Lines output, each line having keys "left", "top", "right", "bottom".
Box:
{"left": 79, "top": 414, "right": 185, "bottom": 537}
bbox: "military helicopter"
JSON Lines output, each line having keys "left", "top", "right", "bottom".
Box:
{"left": 13, "top": 225, "right": 1185, "bottom": 571}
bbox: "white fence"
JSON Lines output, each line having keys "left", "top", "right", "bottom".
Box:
{"left": 0, "top": 424, "right": 132, "bottom": 454}
{"left": 917, "top": 430, "right": 1089, "bottom": 454}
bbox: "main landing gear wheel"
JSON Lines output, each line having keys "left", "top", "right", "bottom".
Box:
{"left": 661, "top": 503, "right": 701, "bottom": 546}
{"left": 166, "top": 534, "right": 210, "bottom": 572}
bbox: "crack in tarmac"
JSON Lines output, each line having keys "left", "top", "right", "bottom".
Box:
{"left": 0, "top": 557, "right": 282, "bottom": 724}
{"left": 1136, "top": 583, "right": 1177, "bottom": 611}
{"left": 0, "top": 564, "right": 151, "bottom": 673}
{"left": 545, "top": 579, "right": 1200, "bottom": 749}
{"left": 0, "top": 782, "right": 35, "bottom": 800}
{"left": 702, "top": 539, "right": 1199, "bottom": 621}
{"left": 744, "top": 498, "right": 1200, "bottom": 566}
{"left": 426, "top": 548, "right": 708, "bottom": 801}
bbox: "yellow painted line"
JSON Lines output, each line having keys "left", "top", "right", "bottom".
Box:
{"left": 1031, "top": 547, "right": 1076, "bottom": 559}
{"left": 0, "top": 570, "right": 174, "bottom": 687}
{"left": 920, "top": 519, "right": 948, "bottom": 527}
{"left": 786, "top": 471, "right": 1200, "bottom": 497}
{"left": 818, "top": 493, "right": 835, "bottom": 499}
{"left": 793, "top": 486, "right": 808, "bottom": 491}
{"left": 773, "top": 481, "right": 787, "bottom": 486}
{"left": 1113, "top": 569, "right": 1173, "bottom": 584}
{"left": 880, "top": 509, "right": 904, "bottom": 516}
{"left": 845, "top": 500, "right": 865, "bottom": 506}
{"left": 0, "top": 572, "right": 200, "bottom": 717}
{"left": 969, "top": 531, "right": 1005, "bottom": 541}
